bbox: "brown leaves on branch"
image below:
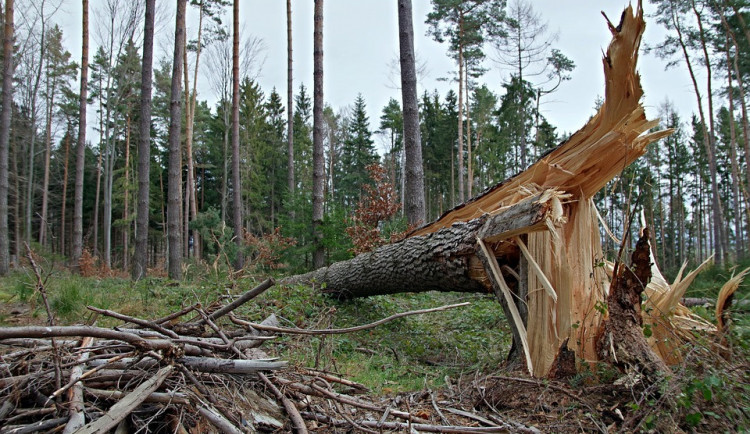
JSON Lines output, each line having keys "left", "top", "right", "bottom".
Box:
{"left": 346, "top": 163, "right": 412, "bottom": 255}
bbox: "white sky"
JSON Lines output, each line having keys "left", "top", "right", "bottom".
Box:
{"left": 56, "top": 1, "right": 699, "bottom": 152}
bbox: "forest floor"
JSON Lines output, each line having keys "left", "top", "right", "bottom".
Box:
{"left": 0, "top": 254, "right": 749, "bottom": 432}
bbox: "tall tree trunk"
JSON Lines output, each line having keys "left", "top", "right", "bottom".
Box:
{"left": 286, "top": 0, "right": 294, "bottom": 212}
{"left": 668, "top": 2, "right": 723, "bottom": 265}
{"left": 39, "top": 58, "right": 57, "bottom": 247}
{"left": 718, "top": 1, "right": 750, "bottom": 251}
{"left": 231, "top": 0, "right": 243, "bottom": 270}
{"left": 724, "top": 41, "right": 743, "bottom": 259}
{"left": 72, "top": 0, "right": 89, "bottom": 271}
{"left": 60, "top": 129, "right": 70, "bottom": 257}
{"left": 465, "top": 61, "right": 473, "bottom": 197}
{"left": 457, "top": 14, "right": 465, "bottom": 204}
{"left": 26, "top": 15, "right": 46, "bottom": 246}
{"left": 691, "top": 0, "right": 727, "bottom": 263}
{"left": 398, "top": 0, "right": 426, "bottom": 227}
{"left": 220, "top": 101, "right": 229, "bottom": 222}
{"left": 0, "top": 0, "right": 14, "bottom": 274}
{"left": 92, "top": 76, "right": 104, "bottom": 257}
{"left": 167, "top": 0, "right": 186, "bottom": 280}
{"left": 122, "top": 115, "right": 131, "bottom": 270}
{"left": 312, "top": 0, "right": 325, "bottom": 269}
{"left": 182, "top": 3, "right": 203, "bottom": 261}
{"left": 133, "top": 0, "right": 155, "bottom": 280}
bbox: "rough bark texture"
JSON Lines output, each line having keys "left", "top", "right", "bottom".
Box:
{"left": 398, "top": 0, "right": 426, "bottom": 227}
{"left": 133, "top": 0, "right": 155, "bottom": 280}
{"left": 287, "top": 198, "right": 550, "bottom": 299}
{"left": 596, "top": 229, "right": 670, "bottom": 379}
{"left": 72, "top": 0, "right": 88, "bottom": 272}
{"left": 0, "top": 0, "right": 13, "bottom": 274}
{"left": 295, "top": 218, "right": 488, "bottom": 299}
{"left": 312, "top": 0, "right": 325, "bottom": 269}
{"left": 167, "top": 0, "right": 186, "bottom": 279}
{"left": 231, "top": 0, "right": 243, "bottom": 270}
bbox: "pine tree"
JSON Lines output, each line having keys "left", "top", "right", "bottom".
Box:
{"left": 339, "top": 94, "right": 378, "bottom": 208}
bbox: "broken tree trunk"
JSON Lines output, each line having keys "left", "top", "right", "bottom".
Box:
{"left": 285, "top": 2, "right": 697, "bottom": 378}
{"left": 596, "top": 228, "right": 670, "bottom": 379}
{"left": 288, "top": 196, "right": 554, "bottom": 299}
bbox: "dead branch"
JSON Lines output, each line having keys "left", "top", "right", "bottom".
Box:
{"left": 230, "top": 302, "right": 470, "bottom": 335}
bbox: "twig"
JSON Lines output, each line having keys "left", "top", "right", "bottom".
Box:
{"left": 444, "top": 407, "right": 499, "bottom": 427}
{"left": 275, "top": 378, "right": 429, "bottom": 424}
{"left": 87, "top": 306, "right": 180, "bottom": 339}
{"left": 430, "top": 391, "right": 450, "bottom": 425}
{"left": 194, "top": 308, "right": 243, "bottom": 358}
{"left": 258, "top": 373, "right": 308, "bottom": 434}
{"left": 195, "top": 278, "right": 275, "bottom": 325}
{"left": 230, "top": 302, "right": 470, "bottom": 335}
{"left": 24, "top": 243, "right": 62, "bottom": 392}
{"left": 48, "top": 353, "right": 130, "bottom": 403}
{"left": 3, "top": 416, "right": 69, "bottom": 434}
{"left": 152, "top": 303, "right": 199, "bottom": 325}
{"left": 299, "top": 412, "right": 518, "bottom": 433}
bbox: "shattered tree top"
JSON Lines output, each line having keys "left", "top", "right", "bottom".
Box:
{"left": 411, "top": 3, "right": 671, "bottom": 237}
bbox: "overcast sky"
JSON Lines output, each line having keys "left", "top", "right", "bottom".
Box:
{"left": 56, "top": 1, "right": 698, "bottom": 153}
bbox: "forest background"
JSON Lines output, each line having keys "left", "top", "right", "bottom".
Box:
{"left": 0, "top": 0, "right": 747, "bottom": 279}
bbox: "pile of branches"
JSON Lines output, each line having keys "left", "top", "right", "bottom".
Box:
{"left": 0, "top": 273, "right": 543, "bottom": 433}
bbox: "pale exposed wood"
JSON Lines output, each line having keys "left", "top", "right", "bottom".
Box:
{"left": 477, "top": 238, "right": 533, "bottom": 376}
{"left": 83, "top": 387, "right": 189, "bottom": 405}
{"left": 86, "top": 356, "right": 286, "bottom": 374}
{"left": 197, "top": 405, "right": 245, "bottom": 434}
{"left": 76, "top": 366, "right": 173, "bottom": 434}
{"left": 514, "top": 236, "right": 557, "bottom": 302}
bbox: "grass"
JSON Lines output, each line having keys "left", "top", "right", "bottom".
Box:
{"left": 0, "top": 255, "right": 748, "bottom": 430}
{"left": 0, "top": 261, "right": 512, "bottom": 394}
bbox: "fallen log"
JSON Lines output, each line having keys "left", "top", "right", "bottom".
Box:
{"left": 285, "top": 196, "right": 554, "bottom": 299}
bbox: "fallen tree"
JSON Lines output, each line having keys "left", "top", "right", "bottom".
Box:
{"left": 286, "top": 2, "right": 741, "bottom": 379}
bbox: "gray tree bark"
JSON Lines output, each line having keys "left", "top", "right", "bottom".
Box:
{"left": 231, "top": 0, "right": 243, "bottom": 270}
{"left": 167, "top": 0, "right": 186, "bottom": 279}
{"left": 133, "top": 0, "right": 155, "bottom": 280}
{"left": 0, "top": 0, "right": 14, "bottom": 275}
{"left": 312, "top": 0, "right": 325, "bottom": 269}
{"left": 398, "top": 0, "right": 426, "bottom": 227}
{"left": 72, "top": 0, "right": 89, "bottom": 272}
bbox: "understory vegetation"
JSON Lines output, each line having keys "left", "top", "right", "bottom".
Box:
{"left": 1, "top": 252, "right": 748, "bottom": 431}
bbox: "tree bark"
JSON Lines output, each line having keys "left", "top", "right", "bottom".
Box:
{"left": 398, "top": 0, "right": 426, "bottom": 227}
{"left": 231, "top": 0, "right": 243, "bottom": 270}
{"left": 0, "top": 0, "right": 14, "bottom": 274}
{"left": 457, "top": 14, "right": 465, "bottom": 204}
{"left": 312, "top": 0, "right": 325, "bottom": 269}
{"left": 167, "top": 0, "right": 186, "bottom": 279}
{"left": 287, "top": 197, "right": 551, "bottom": 299}
{"left": 133, "top": 0, "right": 155, "bottom": 280}
{"left": 72, "top": 0, "right": 89, "bottom": 272}
{"left": 596, "top": 228, "right": 670, "bottom": 379}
